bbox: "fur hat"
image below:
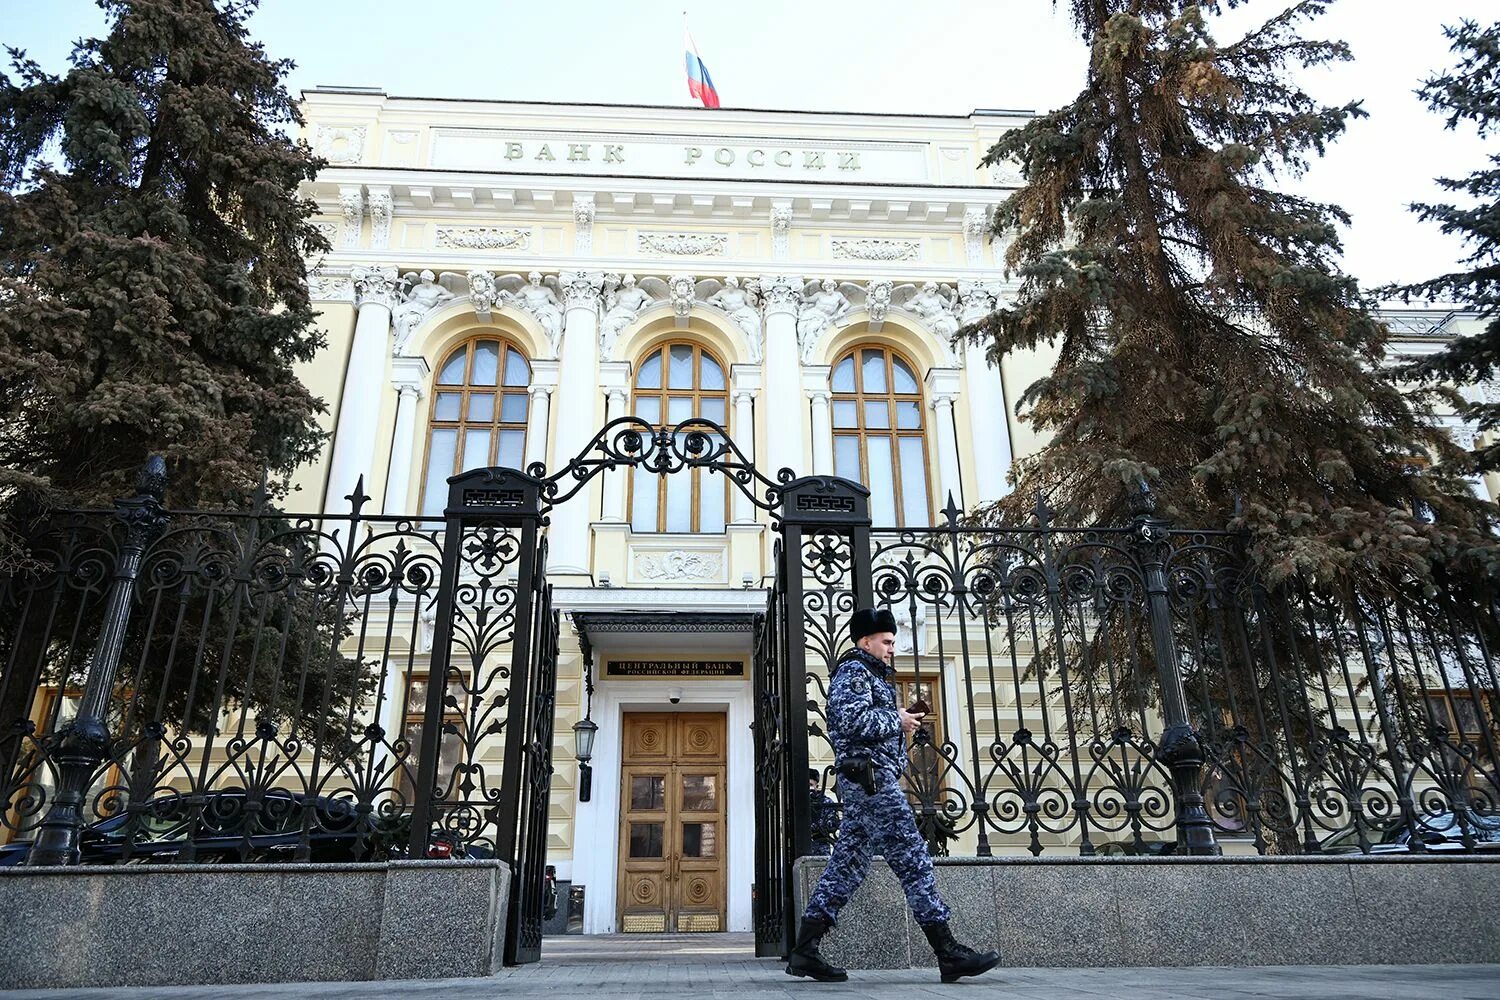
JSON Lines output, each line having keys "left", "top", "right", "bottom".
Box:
{"left": 849, "top": 607, "right": 898, "bottom": 642}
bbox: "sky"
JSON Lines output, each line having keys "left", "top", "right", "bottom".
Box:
{"left": 0, "top": 0, "right": 1493, "bottom": 295}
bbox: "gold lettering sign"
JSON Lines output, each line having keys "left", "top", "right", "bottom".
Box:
{"left": 605, "top": 660, "right": 745, "bottom": 677}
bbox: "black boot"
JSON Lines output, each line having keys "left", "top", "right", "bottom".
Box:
{"left": 786, "top": 916, "right": 848, "bottom": 982}
{"left": 921, "top": 921, "right": 1001, "bottom": 983}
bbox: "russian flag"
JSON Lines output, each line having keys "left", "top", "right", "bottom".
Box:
{"left": 684, "top": 24, "right": 720, "bottom": 109}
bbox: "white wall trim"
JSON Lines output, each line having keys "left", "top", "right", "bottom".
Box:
{"left": 568, "top": 677, "right": 755, "bottom": 934}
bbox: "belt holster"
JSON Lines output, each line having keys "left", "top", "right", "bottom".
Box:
{"left": 836, "top": 757, "right": 876, "bottom": 795}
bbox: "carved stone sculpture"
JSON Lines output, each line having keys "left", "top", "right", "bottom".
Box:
{"left": 866, "top": 279, "right": 893, "bottom": 330}
{"left": 600, "top": 275, "right": 655, "bottom": 358}
{"left": 797, "top": 279, "right": 853, "bottom": 362}
{"left": 393, "top": 270, "right": 457, "bottom": 355}
{"left": 669, "top": 275, "right": 697, "bottom": 321}
{"left": 705, "top": 277, "right": 763, "bottom": 361}
{"left": 503, "top": 272, "right": 566, "bottom": 354}
{"left": 468, "top": 270, "right": 499, "bottom": 321}
{"left": 902, "top": 282, "right": 960, "bottom": 340}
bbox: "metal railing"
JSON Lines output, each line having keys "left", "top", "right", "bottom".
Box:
{"left": 843, "top": 498, "right": 1500, "bottom": 858}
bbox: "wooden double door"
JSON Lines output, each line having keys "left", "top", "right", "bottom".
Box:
{"left": 617, "top": 712, "right": 726, "bottom": 933}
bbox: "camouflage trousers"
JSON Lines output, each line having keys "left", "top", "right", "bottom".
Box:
{"left": 803, "top": 772, "right": 951, "bottom": 927}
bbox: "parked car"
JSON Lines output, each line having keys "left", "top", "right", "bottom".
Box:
{"left": 1319, "top": 811, "right": 1500, "bottom": 855}
{"left": 0, "top": 790, "right": 414, "bottom": 866}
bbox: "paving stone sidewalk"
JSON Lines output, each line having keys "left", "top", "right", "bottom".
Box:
{"left": 4, "top": 934, "right": 1498, "bottom": 1000}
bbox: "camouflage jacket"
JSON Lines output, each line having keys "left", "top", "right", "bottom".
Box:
{"left": 826, "top": 647, "right": 906, "bottom": 778}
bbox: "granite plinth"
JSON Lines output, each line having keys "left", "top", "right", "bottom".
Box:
{"left": 793, "top": 854, "right": 1500, "bottom": 969}
{"left": 0, "top": 859, "right": 509, "bottom": 989}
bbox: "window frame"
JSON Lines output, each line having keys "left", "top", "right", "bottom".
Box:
{"left": 830, "top": 344, "right": 934, "bottom": 527}
{"left": 628, "top": 341, "right": 732, "bottom": 534}
{"left": 396, "top": 671, "right": 468, "bottom": 805}
{"left": 419, "top": 336, "right": 532, "bottom": 516}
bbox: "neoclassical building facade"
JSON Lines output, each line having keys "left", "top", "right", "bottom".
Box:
{"left": 293, "top": 89, "right": 1493, "bottom": 935}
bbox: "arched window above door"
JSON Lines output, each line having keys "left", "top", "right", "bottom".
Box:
{"left": 630, "top": 342, "right": 729, "bottom": 533}
{"left": 830, "top": 345, "right": 931, "bottom": 526}
{"left": 420, "top": 337, "right": 531, "bottom": 517}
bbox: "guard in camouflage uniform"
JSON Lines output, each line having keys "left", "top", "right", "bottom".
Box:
{"left": 787, "top": 607, "right": 1002, "bottom": 985}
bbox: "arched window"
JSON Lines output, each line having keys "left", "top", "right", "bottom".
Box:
{"left": 630, "top": 342, "right": 729, "bottom": 533}
{"left": 831, "top": 345, "right": 931, "bottom": 526}
{"left": 420, "top": 337, "right": 531, "bottom": 517}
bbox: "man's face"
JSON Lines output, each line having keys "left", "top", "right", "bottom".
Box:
{"left": 857, "top": 631, "right": 897, "bottom": 663}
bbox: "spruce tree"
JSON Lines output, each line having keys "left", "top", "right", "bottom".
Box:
{"left": 1399, "top": 19, "right": 1500, "bottom": 473}
{"left": 968, "top": 0, "right": 1499, "bottom": 599}
{"left": 0, "top": 2, "right": 377, "bottom": 842}
{"left": 0, "top": 0, "right": 327, "bottom": 563}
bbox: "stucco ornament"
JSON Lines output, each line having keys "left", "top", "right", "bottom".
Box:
{"left": 705, "top": 277, "right": 763, "bottom": 361}
{"left": 496, "top": 272, "right": 566, "bottom": 354}
{"left": 366, "top": 187, "right": 393, "bottom": 250}
{"left": 317, "top": 125, "right": 366, "bottom": 164}
{"left": 351, "top": 264, "right": 400, "bottom": 309}
{"left": 989, "top": 158, "right": 1024, "bottom": 186}
{"left": 638, "top": 232, "right": 727, "bottom": 256}
{"left": 770, "top": 204, "right": 793, "bottom": 259}
{"left": 896, "top": 282, "right": 961, "bottom": 340}
{"left": 573, "top": 195, "right": 596, "bottom": 255}
{"left": 634, "top": 549, "right": 724, "bottom": 581}
{"left": 435, "top": 227, "right": 531, "bottom": 250}
{"left": 669, "top": 274, "right": 698, "bottom": 321}
{"left": 306, "top": 271, "right": 354, "bottom": 303}
{"left": 393, "top": 270, "right": 459, "bottom": 356}
{"left": 797, "top": 279, "right": 854, "bottom": 362}
{"left": 830, "top": 237, "right": 920, "bottom": 261}
{"left": 337, "top": 186, "right": 363, "bottom": 249}
{"left": 467, "top": 269, "right": 499, "bottom": 321}
{"left": 865, "top": 280, "right": 893, "bottom": 329}
{"left": 600, "top": 274, "right": 655, "bottom": 357}
{"left": 957, "top": 280, "right": 1000, "bottom": 324}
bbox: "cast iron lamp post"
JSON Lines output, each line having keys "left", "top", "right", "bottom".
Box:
{"left": 572, "top": 717, "right": 598, "bottom": 803}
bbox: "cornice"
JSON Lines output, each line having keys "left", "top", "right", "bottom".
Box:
{"left": 300, "top": 89, "right": 1037, "bottom": 132}
{"left": 306, "top": 167, "right": 1012, "bottom": 208}
{"left": 554, "top": 587, "right": 767, "bottom": 614}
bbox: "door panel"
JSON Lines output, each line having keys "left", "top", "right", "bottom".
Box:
{"left": 618, "top": 712, "right": 726, "bottom": 933}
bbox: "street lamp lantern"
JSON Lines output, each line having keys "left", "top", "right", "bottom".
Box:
{"left": 573, "top": 716, "right": 598, "bottom": 802}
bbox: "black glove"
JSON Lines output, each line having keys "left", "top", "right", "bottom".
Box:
{"left": 836, "top": 757, "right": 876, "bottom": 796}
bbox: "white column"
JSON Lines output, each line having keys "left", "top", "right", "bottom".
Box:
{"left": 760, "top": 275, "right": 807, "bottom": 480}
{"left": 803, "top": 366, "right": 834, "bottom": 475}
{"left": 524, "top": 359, "right": 560, "bottom": 472}
{"left": 525, "top": 389, "right": 552, "bottom": 470}
{"left": 383, "top": 356, "right": 430, "bottom": 514}
{"left": 958, "top": 282, "right": 1013, "bottom": 504}
{"left": 730, "top": 364, "right": 763, "bottom": 524}
{"left": 550, "top": 271, "right": 604, "bottom": 574}
{"left": 961, "top": 345, "right": 1013, "bottom": 504}
{"left": 599, "top": 361, "right": 633, "bottom": 522}
{"left": 326, "top": 264, "right": 398, "bottom": 511}
{"left": 926, "top": 368, "right": 964, "bottom": 511}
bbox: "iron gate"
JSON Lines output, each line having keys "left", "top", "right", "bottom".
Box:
{"left": 0, "top": 423, "right": 876, "bottom": 965}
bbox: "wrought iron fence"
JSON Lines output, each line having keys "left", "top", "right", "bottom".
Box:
{"left": 0, "top": 467, "right": 523, "bottom": 869}
{"left": 834, "top": 497, "right": 1500, "bottom": 859}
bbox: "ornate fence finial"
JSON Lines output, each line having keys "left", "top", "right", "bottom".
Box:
{"left": 135, "top": 454, "right": 168, "bottom": 501}
{"left": 1031, "top": 490, "right": 1055, "bottom": 528}
{"left": 941, "top": 491, "right": 962, "bottom": 528}
{"left": 1127, "top": 477, "right": 1158, "bottom": 518}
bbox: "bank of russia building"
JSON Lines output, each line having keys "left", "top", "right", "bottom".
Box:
{"left": 293, "top": 89, "right": 1492, "bottom": 936}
